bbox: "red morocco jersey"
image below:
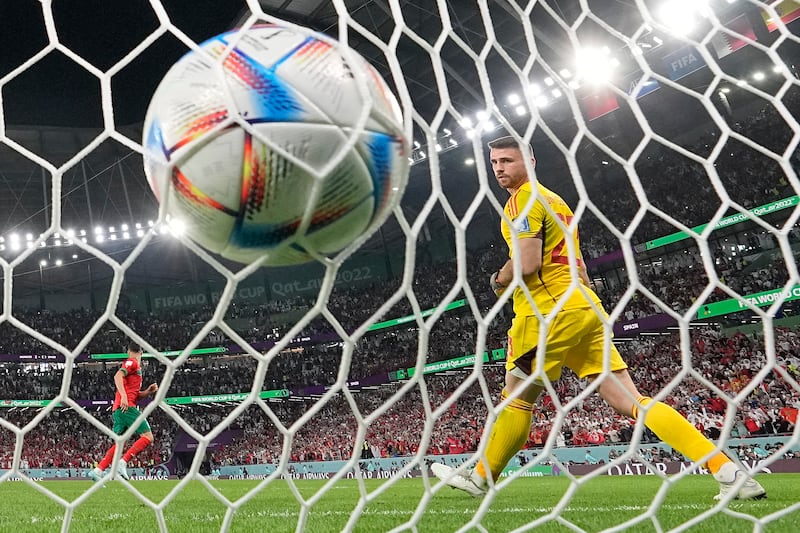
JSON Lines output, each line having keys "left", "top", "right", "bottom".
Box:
{"left": 113, "top": 357, "right": 143, "bottom": 410}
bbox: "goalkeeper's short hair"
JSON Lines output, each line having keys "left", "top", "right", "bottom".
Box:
{"left": 487, "top": 135, "right": 534, "bottom": 157}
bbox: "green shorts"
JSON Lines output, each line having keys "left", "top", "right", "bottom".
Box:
{"left": 112, "top": 407, "right": 152, "bottom": 436}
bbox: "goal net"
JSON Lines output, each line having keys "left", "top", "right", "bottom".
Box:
{"left": 1, "top": 0, "right": 799, "bottom": 531}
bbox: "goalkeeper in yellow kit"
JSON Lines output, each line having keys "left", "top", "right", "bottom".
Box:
{"left": 431, "top": 135, "right": 765, "bottom": 501}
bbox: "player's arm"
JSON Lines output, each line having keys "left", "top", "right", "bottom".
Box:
{"left": 138, "top": 383, "right": 159, "bottom": 399}
{"left": 495, "top": 236, "right": 543, "bottom": 287}
{"left": 577, "top": 262, "right": 591, "bottom": 287}
{"left": 114, "top": 370, "right": 129, "bottom": 411}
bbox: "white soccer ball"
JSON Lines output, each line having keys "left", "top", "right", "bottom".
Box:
{"left": 142, "top": 25, "right": 409, "bottom": 265}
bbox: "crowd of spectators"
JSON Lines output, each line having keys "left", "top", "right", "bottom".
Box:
{"left": 596, "top": 235, "right": 798, "bottom": 319}
{"left": 576, "top": 90, "right": 799, "bottom": 260}
{"left": 0, "top": 408, "right": 172, "bottom": 471}
{"left": 1, "top": 323, "right": 798, "bottom": 471}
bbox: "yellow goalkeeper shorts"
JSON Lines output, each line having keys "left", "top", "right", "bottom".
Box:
{"left": 505, "top": 306, "right": 628, "bottom": 383}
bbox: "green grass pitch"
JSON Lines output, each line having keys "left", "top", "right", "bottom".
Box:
{"left": 0, "top": 475, "right": 798, "bottom": 532}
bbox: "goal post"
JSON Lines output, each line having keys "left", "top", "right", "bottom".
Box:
{"left": 1, "top": 0, "right": 799, "bottom": 531}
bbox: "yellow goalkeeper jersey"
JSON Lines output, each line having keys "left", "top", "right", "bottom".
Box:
{"left": 501, "top": 181, "right": 601, "bottom": 316}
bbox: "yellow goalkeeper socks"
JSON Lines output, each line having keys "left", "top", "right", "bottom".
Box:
{"left": 632, "top": 396, "right": 731, "bottom": 474}
{"left": 475, "top": 390, "right": 533, "bottom": 482}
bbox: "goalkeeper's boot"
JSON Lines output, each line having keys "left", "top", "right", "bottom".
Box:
{"left": 431, "top": 463, "right": 487, "bottom": 498}
{"left": 117, "top": 460, "right": 130, "bottom": 481}
{"left": 713, "top": 462, "right": 766, "bottom": 501}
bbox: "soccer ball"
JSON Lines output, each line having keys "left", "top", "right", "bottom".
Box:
{"left": 142, "top": 25, "right": 409, "bottom": 265}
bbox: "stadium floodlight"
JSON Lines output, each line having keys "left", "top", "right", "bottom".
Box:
{"left": 26, "top": 233, "right": 33, "bottom": 240}
{"left": 108, "top": 226, "right": 115, "bottom": 233}
{"left": 576, "top": 47, "right": 617, "bottom": 84}
{"left": 121, "top": 224, "right": 129, "bottom": 231}
{"left": 95, "top": 226, "right": 103, "bottom": 234}
{"left": 507, "top": 92, "right": 521, "bottom": 105}
{"left": 465, "top": 129, "right": 475, "bottom": 138}
{"left": 72, "top": 254, "right": 78, "bottom": 259}
{"left": 658, "top": 0, "right": 706, "bottom": 36}
{"left": 55, "top": 259, "right": 62, "bottom": 266}
{"left": 460, "top": 117, "right": 473, "bottom": 129}
{"left": 544, "top": 76, "right": 554, "bottom": 86}
{"left": 66, "top": 229, "right": 75, "bottom": 238}
{"left": 528, "top": 83, "right": 541, "bottom": 95}
{"left": 123, "top": 232, "right": 131, "bottom": 239}
{"left": 536, "top": 95, "right": 549, "bottom": 108}
{"left": 26, "top": 242, "right": 34, "bottom": 249}
{"left": 135, "top": 222, "right": 142, "bottom": 229}
{"left": 96, "top": 234, "right": 105, "bottom": 243}
{"left": 552, "top": 88, "right": 563, "bottom": 98}
{"left": 476, "top": 110, "right": 489, "bottom": 122}
{"left": 482, "top": 121, "right": 494, "bottom": 132}
{"left": 515, "top": 105, "right": 527, "bottom": 116}
{"left": 137, "top": 229, "right": 145, "bottom": 237}
{"left": 9, "top": 233, "right": 19, "bottom": 242}
{"left": 465, "top": 158, "right": 475, "bottom": 165}
{"left": 110, "top": 234, "right": 117, "bottom": 240}
{"left": 54, "top": 240, "right": 61, "bottom": 247}
{"left": 168, "top": 218, "right": 186, "bottom": 236}
{"left": 10, "top": 242, "right": 19, "bottom": 251}
{"left": 559, "top": 68, "right": 572, "bottom": 78}
{"left": 39, "top": 259, "right": 47, "bottom": 266}
{"left": 752, "top": 71, "right": 765, "bottom": 81}
{"left": 79, "top": 229, "right": 86, "bottom": 236}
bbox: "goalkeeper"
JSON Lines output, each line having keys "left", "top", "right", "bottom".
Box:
{"left": 432, "top": 136, "right": 765, "bottom": 501}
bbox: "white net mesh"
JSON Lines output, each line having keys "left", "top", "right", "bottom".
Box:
{"left": 1, "top": 0, "right": 800, "bottom": 531}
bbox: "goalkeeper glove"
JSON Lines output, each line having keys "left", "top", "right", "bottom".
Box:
{"left": 489, "top": 272, "right": 506, "bottom": 297}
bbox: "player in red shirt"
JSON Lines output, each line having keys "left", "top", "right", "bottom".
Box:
{"left": 88, "top": 342, "right": 158, "bottom": 481}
